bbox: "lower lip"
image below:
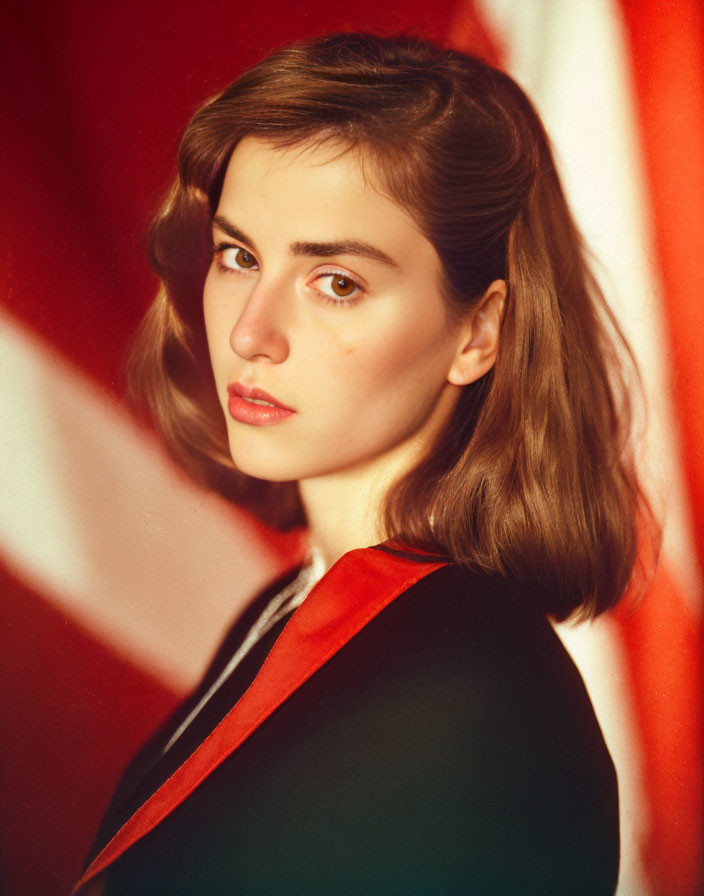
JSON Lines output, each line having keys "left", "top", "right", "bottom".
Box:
{"left": 228, "top": 395, "right": 295, "bottom": 426}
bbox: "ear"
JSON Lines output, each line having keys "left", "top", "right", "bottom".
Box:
{"left": 447, "top": 279, "right": 506, "bottom": 386}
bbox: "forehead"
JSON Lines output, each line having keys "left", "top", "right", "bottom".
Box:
{"left": 223, "top": 135, "right": 379, "bottom": 197}
{"left": 216, "top": 136, "right": 437, "bottom": 266}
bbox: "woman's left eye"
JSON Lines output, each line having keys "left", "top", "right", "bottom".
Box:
{"left": 312, "top": 273, "right": 363, "bottom": 304}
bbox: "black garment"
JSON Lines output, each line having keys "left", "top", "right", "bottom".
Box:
{"left": 94, "top": 561, "right": 619, "bottom": 895}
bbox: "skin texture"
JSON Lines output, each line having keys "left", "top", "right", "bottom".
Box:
{"left": 203, "top": 137, "right": 504, "bottom": 565}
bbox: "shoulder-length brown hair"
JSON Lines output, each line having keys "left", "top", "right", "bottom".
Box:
{"left": 129, "top": 32, "right": 658, "bottom": 620}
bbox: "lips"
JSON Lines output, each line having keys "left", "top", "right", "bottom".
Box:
{"left": 227, "top": 382, "right": 295, "bottom": 426}
{"left": 228, "top": 383, "right": 294, "bottom": 410}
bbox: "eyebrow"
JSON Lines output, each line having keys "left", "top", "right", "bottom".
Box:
{"left": 212, "top": 214, "right": 400, "bottom": 270}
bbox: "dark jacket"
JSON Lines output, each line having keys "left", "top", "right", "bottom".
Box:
{"left": 77, "top": 544, "right": 619, "bottom": 895}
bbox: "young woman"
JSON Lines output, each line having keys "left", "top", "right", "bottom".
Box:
{"left": 75, "top": 32, "right": 656, "bottom": 895}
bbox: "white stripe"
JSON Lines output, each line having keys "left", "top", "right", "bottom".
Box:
{"left": 0, "top": 308, "right": 281, "bottom": 691}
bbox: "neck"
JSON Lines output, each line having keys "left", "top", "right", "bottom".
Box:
{"left": 298, "top": 469, "right": 385, "bottom": 571}
{"left": 298, "top": 443, "right": 420, "bottom": 570}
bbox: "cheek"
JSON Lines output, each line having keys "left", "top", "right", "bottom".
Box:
{"left": 202, "top": 274, "right": 219, "bottom": 350}
{"left": 320, "top": 314, "right": 452, "bottom": 414}
{"left": 203, "top": 276, "right": 237, "bottom": 372}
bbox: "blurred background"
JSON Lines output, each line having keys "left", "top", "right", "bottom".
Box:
{"left": 1, "top": 1, "right": 702, "bottom": 894}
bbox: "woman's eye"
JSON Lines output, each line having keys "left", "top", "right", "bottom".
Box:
{"left": 214, "top": 244, "right": 259, "bottom": 272}
{"left": 313, "top": 273, "right": 362, "bottom": 303}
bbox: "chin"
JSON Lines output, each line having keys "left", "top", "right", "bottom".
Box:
{"left": 226, "top": 431, "right": 404, "bottom": 484}
{"left": 228, "top": 448, "right": 347, "bottom": 484}
{"left": 231, "top": 458, "right": 297, "bottom": 483}
{"left": 227, "top": 444, "right": 302, "bottom": 483}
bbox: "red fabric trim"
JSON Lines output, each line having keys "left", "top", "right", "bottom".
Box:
{"left": 72, "top": 545, "right": 448, "bottom": 894}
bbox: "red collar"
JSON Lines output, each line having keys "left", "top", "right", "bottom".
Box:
{"left": 73, "top": 543, "right": 449, "bottom": 894}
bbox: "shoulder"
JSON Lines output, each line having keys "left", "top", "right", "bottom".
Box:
{"left": 360, "top": 561, "right": 617, "bottom": 787}
{"left": 349, "top": 560, "right": 599, "bottom": 725}
{"left": 315, "top": 560, "right": 620, "bottom": 893}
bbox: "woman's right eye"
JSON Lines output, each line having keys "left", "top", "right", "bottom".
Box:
{"left": 212, "top": 243, "right": 259, "bottom": 273}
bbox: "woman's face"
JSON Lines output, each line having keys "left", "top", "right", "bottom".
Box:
{"left": 203, "top": 136, "right": 474, "bottom": 485}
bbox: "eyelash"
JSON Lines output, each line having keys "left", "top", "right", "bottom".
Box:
{"left": 210, "top": 241, "right": 365, "bottom": 307}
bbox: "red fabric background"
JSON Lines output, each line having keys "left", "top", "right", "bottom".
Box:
{"left": 1, "top": 0, "right": 464, "bottom": 395}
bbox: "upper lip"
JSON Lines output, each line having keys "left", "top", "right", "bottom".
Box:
{"left": 227, "top": 382, "right": 295, "bottom": 412}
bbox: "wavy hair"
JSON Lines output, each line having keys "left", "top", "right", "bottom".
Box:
{"left": 128, "top": 32, "right": 658, "bottom": 620}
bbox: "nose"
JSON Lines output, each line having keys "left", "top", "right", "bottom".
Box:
{"left": 229, "top": 280, "right": 290, "bottom": 364}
